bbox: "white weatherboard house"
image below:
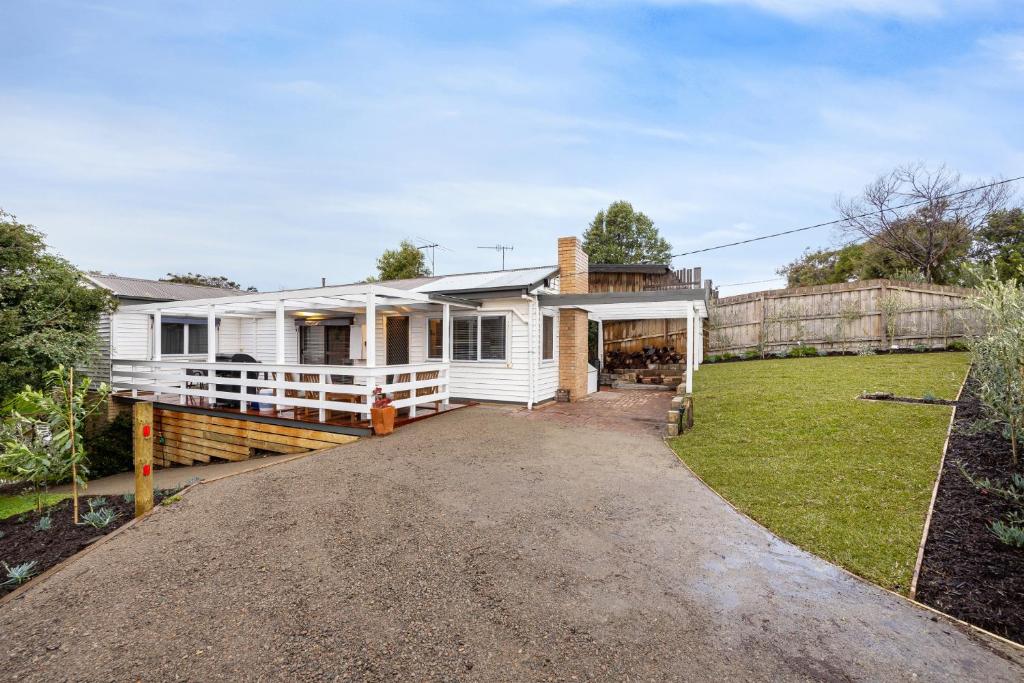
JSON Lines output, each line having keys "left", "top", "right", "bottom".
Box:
{"left": 103, "top": 238, "right": 708, "bottom": 435}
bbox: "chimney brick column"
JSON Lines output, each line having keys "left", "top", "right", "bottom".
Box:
{"left": 557, "top": 237, "right": 589, "bottom": 402}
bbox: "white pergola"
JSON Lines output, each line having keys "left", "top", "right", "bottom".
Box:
{"left": 121, "top": 283, "right": 476, "bottom": 367}
{"left": 538, "top": 292, "right": 708, "bottom": 394}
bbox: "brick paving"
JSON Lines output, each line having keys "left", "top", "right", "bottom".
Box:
{"left": 513, "top": 388, "right": 673, "bottom": 435}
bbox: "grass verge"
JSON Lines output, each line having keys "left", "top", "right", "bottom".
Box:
{"left": 0, "top": 494, "right": 70, "bottom": 520}
{"left": 670, "top": 352, "right": 969, "bottom": 594}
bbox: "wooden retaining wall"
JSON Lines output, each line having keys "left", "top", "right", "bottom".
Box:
{"left": 151, "top": 408, "right": 358, "bottom": 467}
{"left": 708, "top": 279, "right": 981, "bottom": 354}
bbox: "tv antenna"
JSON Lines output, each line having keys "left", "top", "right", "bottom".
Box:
{"left": 477, "top": 244, "right": 514, "bottom": 270}
{"left": 411, "top": 236, "right": 451, "bottom": 275}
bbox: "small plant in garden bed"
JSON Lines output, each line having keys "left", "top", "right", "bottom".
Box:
{"left": 958, "top": 465, "right": 1024, "bottom": 549}
{"left": 33, "top": 515, "right": 52, "bottom": 532}
{"left": 0, "top": 493, "right": 169, "bottom": 597}
{"left": 743, "top": 350, "right": 760, "bottom": 360}
{"left": 2, "top": 561, "right": 37, "bottom": 586}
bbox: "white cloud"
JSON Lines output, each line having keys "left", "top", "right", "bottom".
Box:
{"left": 0, "top": 96, "right": 235, "bottom": 182}
{"left": 545, "top": 0, "right": 978, "bottom": 20}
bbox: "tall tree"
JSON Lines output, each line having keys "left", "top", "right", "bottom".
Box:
{"left": 373, "top": 240, "right": 431, "bottom": 281}
{"left": 582, "top": 201, "right": 673, "bottom": 264}
{"left": 163, "top": 273, "right": 257, "bottom": 292}
{"left": 836, "top": 163, "right": 1009, "bottom": 284}
{"left": 0, "top": 210, "right": 116, "bottom": 404}
{"left": 971, "top": 208, "right": 1024, "bottom": 282}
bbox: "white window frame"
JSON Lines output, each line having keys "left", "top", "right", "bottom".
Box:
{"left": 426, "top": 316, "right": 445, "bottom": 361}
{"left": 161, "top": 320, "right": 210, "bottom": 357}
{"left": 540, "top": 313, "right": 555, "bottom": 363}
{"left": 438, "top": 312, "right": 510, "bottom": 363}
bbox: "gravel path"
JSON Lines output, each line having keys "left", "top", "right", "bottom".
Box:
{"left": 2, "top": 405, "right": 1022, "bottom": 681}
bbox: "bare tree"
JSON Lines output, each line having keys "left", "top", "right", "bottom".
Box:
{"left": 836, "top": 164, "right": 1010, "bottom": 283}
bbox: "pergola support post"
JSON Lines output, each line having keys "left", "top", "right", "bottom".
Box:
{"left": 685, "top": 305, "right": 694, "bottom": 394}
{"left": 365, "top": 287, "right": 377, "bottom": 403}
{"left": 275, "top": 301, "right": 285, "bottom": 402}
{"left": 442, "top": 303, "right": 450, "bottom": 407}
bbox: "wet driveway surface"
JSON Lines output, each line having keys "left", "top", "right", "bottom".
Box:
{"left": 1, "top": 406, "right": 1021, "bottom": 681}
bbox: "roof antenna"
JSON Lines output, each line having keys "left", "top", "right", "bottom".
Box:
{"left": 321, "top": 277, "right": 326, "bottom": 287}
{"left": 476, "top": 244, "right": 514, "bottom": 270}
{"left": 415, "top": 242, "right": 439, "bottom": 275}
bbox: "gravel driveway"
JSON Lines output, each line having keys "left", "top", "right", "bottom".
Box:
{"left": 2, "top": 405, "right": 1022, "bottom": 681}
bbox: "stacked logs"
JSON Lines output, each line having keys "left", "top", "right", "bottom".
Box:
{"left": 604, "top": 346, "right": 684, "bottom": 371}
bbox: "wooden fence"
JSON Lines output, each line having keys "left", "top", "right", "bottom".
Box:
{"left": 707, "top": 279, "right": 981, "bottom": 355}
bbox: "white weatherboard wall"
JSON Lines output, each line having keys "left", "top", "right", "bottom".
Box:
{"left": 448, "top": 297, "right": 533, "bottom": 404}
{"left": 534, "top": 304, "right": 560, "bottom": 403}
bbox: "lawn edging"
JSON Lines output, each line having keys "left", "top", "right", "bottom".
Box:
{"left": 662, "top": 436, "right": 1024, "bottom": 656}
{"left": 909, "top": 362, "right": 970, "bottom": 600}
{"left": 0, "top": 446, "right": 339, "bottom": 610}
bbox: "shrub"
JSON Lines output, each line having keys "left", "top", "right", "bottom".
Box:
{"left": 2, "top": 561, "right": 37, "bottom": 586}
{"left": 720, "top": 352, "right": 736, "bottom": 361}
{"left": 913, "top": 344, "right": 928, "bottom": 353}
{"left": 84, "top": 413, "right": 134, "bottom": 479}
{"left": 947, "top": 340, "right": 969, "bottom": 352}
{"left": 788, "top": 345, "right": 819, "bottom": 358}
{"left": 705, "top": 355, "right": 719, "bottom": 363}
{"left": 743, "top": 350, "right": 760, "bottom": 360}
{"left": 967, "top": 272, "right": 1024, "bottom": 465}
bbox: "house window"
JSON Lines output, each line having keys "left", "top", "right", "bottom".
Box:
{"left": 162, "top": 323, "right": 185, "bottom": 355}
{"left": 480, "top": 316, "right": 506, "bottom": 360}
{"left": 452, "top": 317, "right": 478, "bottom": 361}
{"left": 427, "top": 318, "right": 443, "bottom": 360}
{"left": 160, "top": 320, "right": 209, "bottom": 355}
{"left": 541, "top": 314, "right": 554, "bottom": 360}
{"left": 188, "top": 324, "right": 208, "bottom": 355}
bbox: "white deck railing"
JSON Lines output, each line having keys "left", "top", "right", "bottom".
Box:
{"left": 110, "top": 360, "right": 450, "bottom": 422}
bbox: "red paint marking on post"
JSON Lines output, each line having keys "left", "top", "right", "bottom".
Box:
{"left": 143, "top": 464, "right": 151, "bottom": 477}
{"left": 142, "top": 424, "right": 151, "bottom": 438}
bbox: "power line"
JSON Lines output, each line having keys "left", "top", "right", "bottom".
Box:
{"left": 668, "top": 175, "right": 1024, "bottom": 259}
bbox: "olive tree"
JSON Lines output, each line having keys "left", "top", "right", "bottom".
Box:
{"left": 968, "top": 271, "right": 1024, "bottom": 465}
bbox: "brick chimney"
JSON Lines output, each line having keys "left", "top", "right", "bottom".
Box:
{"left": 557, "top": 237, "right": 589, "bottom": 401}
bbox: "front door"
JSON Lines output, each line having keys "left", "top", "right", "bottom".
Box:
{"left": 386, "top": 316, "right": 410, "bottom": 365}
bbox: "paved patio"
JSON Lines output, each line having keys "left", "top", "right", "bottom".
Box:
{"left": 1, "top": 406, "right": 1021, "bottom": 680}
{"left": 512, "top": 387, "right": 674, "bottom": 435}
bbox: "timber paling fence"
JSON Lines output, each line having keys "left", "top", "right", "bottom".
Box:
{"left": 707, "top": 279, "right": 982, "bottom": 355}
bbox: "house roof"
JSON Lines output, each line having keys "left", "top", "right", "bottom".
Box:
{"left": 84, "top": 274, "right": 251, "bottom": 302}
{"left": 414, "top": 265, "right": 557, "bottom": 294}
{"left": 325, "top": 265, "right": 558, "bottom": 295}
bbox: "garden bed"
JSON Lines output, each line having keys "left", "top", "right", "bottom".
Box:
{"left": 915, "top": 377, "right": 1024, "bottom": 644}
{"left": 0, "top": 492, "right": 172, "bottom": 598}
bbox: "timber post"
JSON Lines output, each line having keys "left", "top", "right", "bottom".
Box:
{"left": 133, "top": 402, "right": 154, "bottom": 517}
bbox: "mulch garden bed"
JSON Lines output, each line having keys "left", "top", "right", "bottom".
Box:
{"left": 915, "top": 377, "right": 1024, "bottom": 644}
{"left": 0, "top": 492, "right": 171, "bottom": 598}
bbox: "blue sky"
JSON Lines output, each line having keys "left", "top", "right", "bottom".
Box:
{"left": 2, "top": 1, "right": 1022, "bottom": 294}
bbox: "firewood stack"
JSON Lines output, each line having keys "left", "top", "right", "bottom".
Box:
{"left": 603, "top": 346, "right": 684, "bottom": 371}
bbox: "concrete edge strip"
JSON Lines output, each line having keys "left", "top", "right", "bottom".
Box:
{"left": 0, "top": 445, "right": 342, "bottom": 610}
{"left": 660, "top": 435, "right": 1024, "bottom": 656}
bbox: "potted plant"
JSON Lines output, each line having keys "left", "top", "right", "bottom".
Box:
{"left": 370, "top": 387, "right": 396, "bottom": 435}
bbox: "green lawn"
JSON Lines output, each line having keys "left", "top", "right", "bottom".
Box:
{"left": 0, "top": 493, "right": 69, "bottom": 520}
{"left": 670, "top": 352, "right": 969, "bottom": 594}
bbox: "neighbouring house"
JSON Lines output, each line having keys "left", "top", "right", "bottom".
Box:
{"left": 80, "top": 274, "right": 250, "bottom": 387}
{"left": 103, "top": 237, "right": 709, "bottom": 452}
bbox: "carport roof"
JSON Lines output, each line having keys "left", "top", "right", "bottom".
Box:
{"left": 537, "top": 289, "right": 709, "bottom": 320}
